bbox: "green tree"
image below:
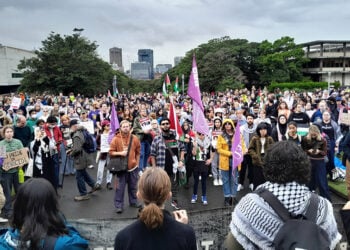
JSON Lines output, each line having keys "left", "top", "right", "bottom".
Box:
{"left": 257, "top": 36, "right": 308, "bottom": 84}
{"left": 18, "top": 32, "right": 115, "bottom": 96}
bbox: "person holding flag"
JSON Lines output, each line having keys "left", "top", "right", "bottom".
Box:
{"left": 216, "top": 119, "right": 247, "bottom": 206}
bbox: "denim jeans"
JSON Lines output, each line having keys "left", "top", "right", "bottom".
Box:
{"left": 75, "top": 168, "right": 96, "bottom": 196}
{"left": 193, "top": 171, "right": 208, "bottom": 196}
{"left": 309, "top": 159, "right": 331, "bottom": 201}
{"left": 0, "top": 172, "right": 19, "bottom": 215}
{"left": 221, "top": 168, "right": 238, "bottom": 197}
{"left": 139, "top": 141, "right": 150, "bottom": 171}
{"left": 114, "top": 168, "right": 138, "bottom": 208}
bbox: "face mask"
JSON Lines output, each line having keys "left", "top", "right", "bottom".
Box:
{"left": 31, "top": 114, "right": 36, "bottom": 119}
{"left": 49, "top": 125, "right": 55, "bottom": 129}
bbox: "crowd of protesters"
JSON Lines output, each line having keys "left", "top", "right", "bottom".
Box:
{"left": 0, "top": 86, "right": 348, "bottom": 211}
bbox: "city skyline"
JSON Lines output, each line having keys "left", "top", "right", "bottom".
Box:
{"left": 2, "top": 0, "right": 350, "bottom": 71}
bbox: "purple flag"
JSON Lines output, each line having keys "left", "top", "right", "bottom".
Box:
{"left": 108, "top": 102, "right": 120, "bottom": 143}
{"left": 231, "top": 123, "right": 244, "bottom": 171}
{"left": 187, "top": 55, "right": 209, "bottom": 135}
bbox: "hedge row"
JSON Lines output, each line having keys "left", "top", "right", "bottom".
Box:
{"left": 268, "top": 81, "right": 341, "bottom": 92}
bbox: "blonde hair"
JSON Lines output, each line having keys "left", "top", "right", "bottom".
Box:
{"left": 306, "top": 124, "right": 322, "bottom": 141}
{"left": 138, "top": 167, "right": 171, "bottom": 229}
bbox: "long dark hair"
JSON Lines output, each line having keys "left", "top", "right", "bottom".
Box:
{"left": 12, "top": 178, "right": 68, "bottom": 249}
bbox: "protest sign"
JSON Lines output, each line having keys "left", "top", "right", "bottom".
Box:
{"left": 2, "top": 148, "right": 29, "bottom": 171}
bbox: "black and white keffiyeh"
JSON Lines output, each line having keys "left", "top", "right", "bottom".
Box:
{"left": 230, "top": 181, "right": 341, "bottom": 250}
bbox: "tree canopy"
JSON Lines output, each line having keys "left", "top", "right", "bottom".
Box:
{"left": 18, "top": 32, "right": 117, "bottom": 96}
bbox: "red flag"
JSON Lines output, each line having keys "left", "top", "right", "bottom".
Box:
{"left": 169, "top": 101, "right": 183, "bottom": 139}
{"left": 166, "top": 74, "right": 171, "bottom": 86}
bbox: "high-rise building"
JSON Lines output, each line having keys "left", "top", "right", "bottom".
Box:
{"left": 138, "top": 49, "right": 154, "bottom": 79}
{"left": 174, "top": 56, "right": 184, "bottom": 66}
{"left": 131, "top": 62, "right": 151, "bottom": 80}
{"left": 109, "top": 47, "right": 123, "bottom": 71}
{"left": 155, "top": 64, "right": 172, "bottom": 74}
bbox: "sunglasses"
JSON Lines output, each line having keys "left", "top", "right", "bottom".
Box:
{"left": 161, "top": 122, "right": 169, "bottom": 126}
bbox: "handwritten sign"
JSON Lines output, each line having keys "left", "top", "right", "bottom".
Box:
{"left": 10, "top": 97, "right": 21, "bottom": 110}
{"left": 140, "top": 117, "right": 151, "bottom": 132}
{"left": 2, "top": 148, "right": 29, "bottom": 171}
{"left": 80, "top": 121, "right": 94, "bottom": 134}
{"left": 340, "top": 112, "right": 350, "bottom": 126}
{"left": 100, "top": 134, "right": 110, "bottom": 153}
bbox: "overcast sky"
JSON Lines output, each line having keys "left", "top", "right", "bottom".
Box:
{"left": 2, "top": 0, "right": 350, "bottom": 70}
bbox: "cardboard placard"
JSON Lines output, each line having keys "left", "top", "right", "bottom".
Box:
{"left": 139, "top": 117, "right": 151, "bottom": 132}
{"left": 2, "top": 148, "right": 29, "bottom": 171}
{"left": 10, "top": 97, "right": 21, "bottom": 110}
{"left": 340, "top": 112, "right": 350, "bottom": 125}
{"left": 80, "top": 121, "right": 94, "bottom": 134}
{"left": 100, "top": 134, "right": 110, "bottom": 153}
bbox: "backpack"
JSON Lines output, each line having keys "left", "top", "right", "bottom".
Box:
{"left": 256, "top": 188, "right": 330, "bottom": 250}
{"left": 82, "top": 129, "right": 97, "bottom": 153}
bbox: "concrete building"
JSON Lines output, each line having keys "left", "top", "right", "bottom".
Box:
{"left": 155, "top": 64, "right": 172, "bottom": 74}
{"left": 0, "top": 45, "right": 35, "bottom": 92}
{"left": 131, "top": 62, "right": 151, "bottom": 80}
{"left": 174, "top": 56, "right": 184, "bottom": 66}
{"left": 109, "top": 47, "right": 123, "bottom": 72}
{"left": 301, "top": 40, "right": 350, "bottom": 86}
{"left": 138, "top": 49, "right": 154, "bottom": 79}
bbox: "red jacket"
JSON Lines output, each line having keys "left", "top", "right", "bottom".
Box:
{"left": 44, "top": 124, "right": 63, "bottom": 153}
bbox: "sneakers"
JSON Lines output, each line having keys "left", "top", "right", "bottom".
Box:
{"left": 213, "top": 179, "right": 219, "bottom": 186}
{"left": 237, "top": 184, "right": 244, "bottom": 191}
{"left": 0, "top": 217, "right": 8, "bottom": 223}
{"left": 191, "top": 194, "right": 197, "bottom": 203}
{"left": 199, "top": 175, "right": 202, "bottom": 181}
{"left": 115, "top": 208, "right": 123, "bottom": 214}
{"left": 218, "top": 178, "right": 223, "bottom": 186}
{"left": 88, "top": 165, "right": 94, "bottom": 169}
{"left": 106, "top": 182, "right": 113, "bottom": 190}
{"left": 74, "top": 194, "right": 90, "bottom": 201}
{"left": 89, "top": 183, "right": 102, "bottom": 194}
{"left": 249, "top": 183, "right": 254, "bottom": 191}
{"left": 171, "top": 200, "right": 181, "bottom": 210}
{"left": 202, "top": 196, "right": 208, "bottom": 205}
{"left": 224, "top": 197, "right": 231, "bottom": 206}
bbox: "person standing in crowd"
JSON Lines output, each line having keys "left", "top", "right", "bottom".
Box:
{"left": 114, "top": 167, "right": 196, "bottom": 250}
{"left": 26, "top": 109, "right": 38, "bottom": 134}
{"left": 238, "top": 113, "right": 256, "bottom": 191}
{"left": 286, "top": 121, "right": 302, "bottom": 145}
{"left": 190, "top": 131, "right": 213, "bottom": 205}
{"left": 311, "top": 100, "right": 328, "bottom": 123}
{"left": 179, "top": 120, "right": 195, "bottom": 188}
{"left": 133, "top": 104, "right": 152, "bottom": 176}
{"left": 226, "top": 141, "right": 341, "bottom": 249}
{"left": 301, "top": 124, "right": 331, "bottom": 201}
{"left": 0, "top": 125, "right": 24, "bottom": 219}
{"left": 0, "top": 178, "right": 89, "bottom": 249}
{"left": 150, "top": 118, "right": 186, "bottom": 210}
{"left": 265, "top": 93, "right": 278, "bottom": 126}
{"left": 277, "top": 101, "right": 291, "bottom": 119}
{"left": 43, "top": 116, "right": 62, "bottom": 190}
{"left": 14, "top": 115, "right": 33, "bottom": 148}
{"left": 109, "top": 120, "right": 141, "bottom": 214}
{"left": 254, "top": 109, "right": 271, "bottom": 126}
{"left": 288, "top": 103, "right": 310, "bottom": 126}
{"left": 95, "top": 103, "right": 110, "bottom": 132}
{"left": 248, "top": 122, "right": 274, "bottom": 190}
{"left": 59, "top": 115, "right": 75, "bottom": 178}
{"left": 96, "top": 120, "right": 113, "bottom": 190}
{"left": 68, "top": 119, "right": 101, "bottom": 201}
{"left": 217, "top": 119, "right": 247, "bottom": 206}
{"left": 210, "top": 116, "right": 223, "bottom": 186}
{"left": 271, "top": 114, "right": 288, "bottom": 142}
{"left": 315, "top": 110, "right": 341, "bottom": 181}
{"left": 30, "top": 127, "right": 56, "bottom": 191}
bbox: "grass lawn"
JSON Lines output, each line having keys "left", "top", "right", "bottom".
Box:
{"left": 328, "top": 180, "right": 347, "bottom": 199}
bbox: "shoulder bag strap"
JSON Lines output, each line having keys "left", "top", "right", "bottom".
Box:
{"left": 255, "top": 188, "right": 291, "bottom": 222}
{"left": 126, "top": 135, "right": 133, "bottom": 158}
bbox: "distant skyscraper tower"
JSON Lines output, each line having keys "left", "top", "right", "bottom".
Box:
{"left": 138, "top": 49, "right": 154, "bottom": 79}
{"left": 174, "top": 56, "right": 184, "bottom": 66}
{"left": 109, "top": 47, "right": 123, "bottom": 71}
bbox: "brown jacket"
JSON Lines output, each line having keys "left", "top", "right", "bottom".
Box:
{"left": 109, "top": 132, "right": 141, "bottom": 170}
